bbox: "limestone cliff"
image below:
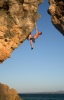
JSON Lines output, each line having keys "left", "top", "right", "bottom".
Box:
{"left": 0, "top": 83, "right": 22, "bottom": 100}
{"left": 48, "top": 0, "right": 64, "bottom": 35}
{"left": 0, "top": 0, "right": 43, "bottom": 63}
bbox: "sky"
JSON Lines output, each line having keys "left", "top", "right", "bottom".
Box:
{"left": 0, "top": 0, "right": 64, "bottom": 93}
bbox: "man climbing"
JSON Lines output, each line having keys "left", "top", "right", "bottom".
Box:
{"left": 28, "top": 25, "right": 42, "bottom": 50}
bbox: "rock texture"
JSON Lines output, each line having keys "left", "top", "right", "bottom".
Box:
{"left": 0, "top": 83, "right": 22, "bottom": 100}
{"left": 48, "top": 0, "right": 64, "bottom": 35}
{"left": 0, "top": 0, "right": 43, "bottom": 63}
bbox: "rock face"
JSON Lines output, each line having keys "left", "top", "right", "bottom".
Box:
{"left": 0, "top": 83, "right": 22, "bottom": 100}
{"left": 0, "top": 0, "right": 43, "bottom": 63}
{"left": 48, "top": 0, "right": 64, "bottom": 35}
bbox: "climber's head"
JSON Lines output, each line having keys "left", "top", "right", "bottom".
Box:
{"left": 39, "top": 32, "right": 42, "bottom": 35}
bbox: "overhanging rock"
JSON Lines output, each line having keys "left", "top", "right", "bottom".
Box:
{"left": 48, "top": 0, "right": 64, "bottom": 35}
{"left": 0, "top": 0, "right": 43, "bottom": 63}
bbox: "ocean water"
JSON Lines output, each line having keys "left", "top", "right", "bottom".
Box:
{"left": 19, "top": 94, "right": 64, "bottom": 100}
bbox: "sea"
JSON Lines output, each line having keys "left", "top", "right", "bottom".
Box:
{"left": 18, "top": 94, "right": 64, "bottom": 100}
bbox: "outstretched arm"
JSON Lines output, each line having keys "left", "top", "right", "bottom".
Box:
{"left": 36, "top": 25, "right": 38, "bottom": 33}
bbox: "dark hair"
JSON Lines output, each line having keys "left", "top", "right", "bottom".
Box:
{"left": 40, "top": 32, "right": 42, "bottom": 35}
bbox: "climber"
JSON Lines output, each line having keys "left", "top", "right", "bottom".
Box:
{"left": 28, "top": 25, "right": 42, "bottom": 50}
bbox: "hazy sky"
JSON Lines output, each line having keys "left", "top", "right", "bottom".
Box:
{"left": 0, "top": 0, "right": 64, "bottom": 93}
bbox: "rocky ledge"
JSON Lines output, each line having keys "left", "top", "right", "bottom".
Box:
{"left": 48, "top": 0, "right": 64, "bottom": 35}
{"left": 0, "top": 83, "right": 22, "bottom": 100}
{"left": 0, "top": 0, "right": 43, "bottom": 63}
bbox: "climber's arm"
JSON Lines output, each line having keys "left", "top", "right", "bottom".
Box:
{"left": 36, "top": 25, "right": 38, "bottom": 33}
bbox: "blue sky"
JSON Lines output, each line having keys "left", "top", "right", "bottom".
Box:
{"left": 0, "top": 0, "right": 64, "bottom": 93}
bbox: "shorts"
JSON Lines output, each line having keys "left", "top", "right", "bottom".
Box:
{"left": 30, "top": 37, "right": 35, "bottom": 43}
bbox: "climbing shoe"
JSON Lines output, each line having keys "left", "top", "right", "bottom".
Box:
{"left": 31, "top": 47, "right": 33, "bottom": 50}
